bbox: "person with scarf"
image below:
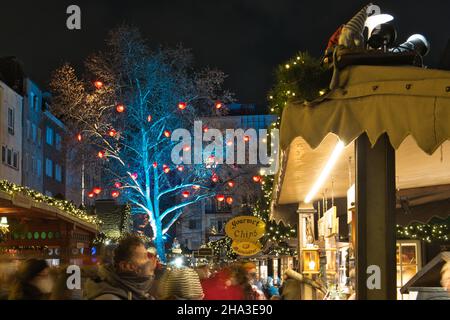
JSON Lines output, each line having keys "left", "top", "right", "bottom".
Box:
{"left": 84, "top": 235, "right": 156, "bottom": 300}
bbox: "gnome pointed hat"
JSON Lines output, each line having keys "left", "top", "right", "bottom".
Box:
{"left": 345, "top": 3, "right": 371, "bottom": 34}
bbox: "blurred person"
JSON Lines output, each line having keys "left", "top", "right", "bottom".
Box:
{"left": 202, "top": 267, "right": 245, "bottom": 300}
{"left": 280, "top": 269, "right": 302, "bottom": 300}
{"left": 195, "top": 264, "right": 211, "bottom": 280}
{"left": 265, "top": 276, "right": 280, "bottom": 298}
{"left": 441, "top": 261, "right": 450, "bottom": 294}
{"left": 84, "top": 234, "right": 156, "bottom": 300}
{"left": 243, "top": 262, "right": 265, "bottom": 300}
{"left": 49, "top": 265, "right": 83, "bottom": 300}
{"left": 8, "top": 259, "right": 53, "bottom": 300}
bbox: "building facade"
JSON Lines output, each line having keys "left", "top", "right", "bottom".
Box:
{"left": 22, "top": 79, "right": 44, "bottom": 192}
{"left": 0, "top": 80, "right": 23, "bottom": 185}
{"left": 176, "top": 104, "right": 277, "bottom": 251}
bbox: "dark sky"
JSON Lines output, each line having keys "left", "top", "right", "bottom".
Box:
{"left": 1, "top": 0, "right": 449, "bottom": 105}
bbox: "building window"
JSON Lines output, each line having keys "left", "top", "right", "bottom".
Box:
{"left": 45, "top": 158, "right": 53, "bottom": 177}
{"left": 32, "top": 124, "right": 37, "bottom": 142}
{"left": 396, "top": 240, "right": 421, "bottom": 300}
{"left": 29, "top": 93, "right": 35, "bottom": 111}
{"left": 2, "top": 146, "right": 19, "bottom": 170}
{"left": 46, "top": 127, "right": 53, "bottom": 145}
{"left": 189, "top": 219, "right": 200, "bottom": 230}
{"left": 13, "top": 152, "right": 18, "bottom": 169}
{"left": 1, "top": 146, "right": 5, "bottom": 163}
{"left": 37, "top": 159, "right": 42, "bottom": 177}
{"left": 37, "top": 128, "right": 42, "bottom": 146}
{"left": 55, "top": 134, "right": 62, "bottom": 151}
{"left": 34, "top": 94, "right": 39, "bottom": 112}
{"left": 26, "top": 120, "right": 31, "bottom": 140}
{"left": 7, "top": 108, "right": 14, "bottom": 135}
{"left": 55, "top": 164, "right": 62, "bottom": 182}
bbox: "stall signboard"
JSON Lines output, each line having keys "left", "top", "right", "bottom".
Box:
{"left": 225, "top": 216, "right": 265, "bottom": 242}
{"left": 231, "top": 240, "right": 262, "bottom": 256}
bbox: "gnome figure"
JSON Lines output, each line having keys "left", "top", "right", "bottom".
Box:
{"left": 338, "top": 4, "right": 371, "bottom": 50}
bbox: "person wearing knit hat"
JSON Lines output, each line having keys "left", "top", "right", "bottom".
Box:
{"left": 338, "top": 4, "right": 371, "bottom": 49}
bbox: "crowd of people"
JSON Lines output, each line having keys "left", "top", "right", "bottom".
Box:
{"left": 2, "top": 234, "right": 449, "bottom": 300}
{"left": 0, "top": 235, "right": 304, "bottom": 300}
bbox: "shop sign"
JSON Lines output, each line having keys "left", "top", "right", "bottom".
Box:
{"left": 231, "top": 240, "right": 262, "bottom": 256}
{"left": 225, "top": 216, "right": 265, "bottom": 242}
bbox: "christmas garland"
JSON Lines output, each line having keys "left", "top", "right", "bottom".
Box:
{"left": 396, "top": 218, "right": 449, "bottom": 242}
{"left": 0, "top": 180, "right": 101, "bottom": 226}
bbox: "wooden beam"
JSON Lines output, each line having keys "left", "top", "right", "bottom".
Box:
{"left": 355, "top": 133, "right": 397, "bottom": 300}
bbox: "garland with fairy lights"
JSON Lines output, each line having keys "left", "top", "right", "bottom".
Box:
{"left": 396, "top": 219, "right": 449, "bottom": 243}
{"left": 207, "top": 53, "right": 329, "bottom": 259}
{"left": 0, "top": 180, "right": 101, "bottom": 226}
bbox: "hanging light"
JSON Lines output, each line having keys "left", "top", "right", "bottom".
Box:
{"left": 178, "top": 102, "right": 187, "bottom": 110}
{"left": 192, "top": 185, "right": 200, "bottom": 190}
{"left": 163, "top": 165, "right": 170, "bottom": 174}
{"left": 153, "top": 162, "right": 158, "bottom": 168}
{"left": 88, "top": 192, "right": 95, "bottom": 198}
{"left": 182, "top": 191, "right": 190, "bottom": 198}
{"left": 215, "top": 101, "right": 223, "bottom": 109}
{"left": 93, "top": 187, "right": 102, "bottom": 195}
{"left": 97, "top": 151, "right": 106, "bottom": 159}
{"left": 164, "top": 130, "right": 171, "bottom": 138}
{"left": 203, "top": 126, "right": 209, "bottom": 133}
{"left": 147, "top": 115, "right": 152, "bottom": 122}
{"left": 243, "top": 135, "right": 250, "bottom": 142}
{"left": 227, "top": 181, "right": 235, "bottom": 188}
{"left": 76, "top": 133, "right": 82, "bottom": 142}
{"left": 114, "top": 182, "right": 122, "bottom": 188}
{"left": 226, "top": 196, "right": 233, "bottom": 205}
{"left": 131, "top": 172, "right": 138, "bottom": 180}
{"left": 94, "top": 81, "right": 103, "bottom": 89}
{"left": 108, "top": 129, "right": 117, "bottom": 137}
{"left": 177, "top": 165, "right": 184, "bottom": 172}
{"left": 116, "top": 104, "right": 125, "bottom": 113}
{"left": 0, "top": 217, "right": 8, "bottom": 227}
{"left": 211, "top": 174, "right": 219, "bottom": 183}
{"left": 111, "top": 190, "right": 120, "bottom": 198}
{"left": 216, "top": 194, "right": 225, "bottom": 202}
{"left": 252, "top": 175, "right": 261, "bottom": 183}
{"left": 365, "top": 13, "right": 394, "bottom": 38}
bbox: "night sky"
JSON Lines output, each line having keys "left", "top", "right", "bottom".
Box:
{"left": 1, "top": 0, "right": 449, "bottom": 106}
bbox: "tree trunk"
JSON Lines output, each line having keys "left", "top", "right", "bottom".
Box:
{"left": 154, "top": 219, "right": 166, "bottom": 263}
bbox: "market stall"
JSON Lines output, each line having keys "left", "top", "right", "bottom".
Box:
{"left": 271, "top": 64, "right": 450, "bottom": 299}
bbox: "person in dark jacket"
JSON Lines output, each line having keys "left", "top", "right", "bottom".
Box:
{"left": 84, "top": 234, "right": 156, "bottom": 300}
{"left": 8, "top": 259, "right": 53, "bottom": 300}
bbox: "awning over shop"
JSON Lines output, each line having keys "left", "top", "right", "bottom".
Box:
{"left": 272, "top": 65, "right": 450, "bottom": 224}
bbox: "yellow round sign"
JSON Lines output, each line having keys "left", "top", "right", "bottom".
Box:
{"left": 225, "top": 216, "right": 266, "bottom": 242}
{"left": 231, "top": 240, "right": 262, "bottom": 256}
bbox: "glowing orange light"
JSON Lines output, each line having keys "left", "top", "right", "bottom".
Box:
{"left": 226, "top": 196, "right": 233, "bottom": 205}
{"left": 203, "top": 126, "right": 209, "bottom": 133}
{"left": 93, "top": 187, "right": 102, "bottom": 195}
{"left": 244, "top": 135, "right": 250, "bottom": 142}
{"left": 147, "top": 115, "right": 152, "bottom": 122}
{"left": 116, "top": 104, "right": 125, "bottom": 113}
{"left": 192, "top": 185, "right": 200, "bottom": 190}
{"left": 177, "top": 165, "right": 184, "bottom": 172}
{"left": 164, "top": 130, "right": 171, "bottom": 138}
{"left": 226, "top": 140, "right": 233, "bottom": 146}
{"left": 98, "top": 151, "right": 105, "bottom": 159}
{"left": 178, "top": 102, "right": 187, "bottom": 110}
{"left": 183, "top": 145, "right": 191, "bottom": 151}
{"left": 252, "top": 175, "right": 261, "bottom": 183}
{"left": 228, "top": 181, "right": 235, "bottom": 188}
{"left": 94, "top": 81, "right": 103, "bottom": 89}
{"left": 88, "top": 192, "right": 95, "bottom": 198}
{"left": 114, "top": 182, "right": 122, "bottom": 188}
{"left": 211, "top": 174, "right": 219, "bottom": 183}
{"left": 76, "top": 133, "right": 82, "bottom": 142}
{"left": 153, "top": 162, "right": 158, "bottom": 168}
{"left": 215, "top": 101, "right": 222, "bottom": 109}
{"left": 216, "top": 194, "right": 225, "bottom": 202}
{"left": 131, "top": 173, "right": 138, "bottom": 180}
{"left": 111, "top": 190, "right": 120, "bottom": 198}
{"left": 163, "top": 165, "right": 170, "bottom": 174}
{"left": 108, "top": 129, "right": 117, "bottom": 137}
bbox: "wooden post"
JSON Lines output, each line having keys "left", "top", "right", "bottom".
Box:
{"left": 355, "top": 133, "right": 396, "bottom": 300}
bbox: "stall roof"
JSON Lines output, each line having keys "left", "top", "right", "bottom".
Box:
{"left": 272, "top": 65, "right": 450, "bottom": 224}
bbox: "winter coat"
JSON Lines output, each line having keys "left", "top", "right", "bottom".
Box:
{"left": 84, "top": 264, "right": 154, "bottom": 300}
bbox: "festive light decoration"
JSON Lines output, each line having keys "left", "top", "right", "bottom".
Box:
{"left": 177, "top": 165, "right": 184, "bottom": 172}
{"left": 153, "top": 162, "right": 158, "bottom": 168}
{"left": 397, "top": 220, "right": 449, "bottom": 242}
{"left": 226, "top": 196, "right": 233, "bottom": 205}
{"left": 227, "top": 181, "right": 235, "bottom": 188}
{"left": 116, "top": 104, "right": 125, "bottom": 113}
{"left": 147, "top": 115, "right": 152, "bottom": 122}
{"left": 163, "top": 165, "right": 170, "bottom": 174}
{"left": 252, "top": 175, "right": 261, "bottom": 183}
{"left": 111, "top": 190, "right": 120, "bottom": 198}
{"left": 93, "top": 187, "right": 102, "bottom": 195}
{"left": 114, "top": 182, "right": 122, "bottom": 188}
{"left": 94, "top": 81, "right": 104, "bottom": 89}
{"left": 131, "top": 172, "right": 138, "bottom": 180}
{"left": 108, "top": 129, "right": 117, "bottom": 137}
{"left": 211, "top": 174, "right": 219, "bottom": 183}
{"left": 192, "top": 185, "right": 200, "bottom": 190}
{"left": 243, "top": 135, "right": 250, "bottom": 142}
{"left": 182, "top": 191, "right": 190, "bottom": 198}
{"left": 215, "top": 101, "right": 223, "bottom": 109}
{"left": 178, "top": 102, "right": 187, "bottom": 110}
{"left": 98, "top": 151, "right": 106, "bottom": 159}
{"left": 183, "top": 145, "right": 191, "bottom": 151}
{"left": 216, "top": 194, "right": 225, "bottom": 202}
{"left": 88, "top": 192, "right": 95, "bottom": 198}
{"left": 203, "top": 126, "right": 209, "bottom": 133}
{"left": 76, "top": 133, "right": 82, "bottom": 142}
{"left": 164, "top": 130, "right": 171, "bottom": 138}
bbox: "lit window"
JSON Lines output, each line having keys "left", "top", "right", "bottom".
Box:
{"left": 396, "top": 240, "right": 421, "bottom": 300}
{"left": 37, "top": 159, "right": 42, "bottom": 177}
{"left": 7, "top": 108, "right": 14, "bottom": 135}
{"left": 45, "top": 158, "right": 53, "bottom": 177}
{"left": 46, "top": 127, "right": 53, "bottom": 145}
{"left": 32, "top": 124, "right": 37, "bottom": 142}
{"left": 55, "top": 164, "right": 62, "bottom": 182}
{"left": 37, "top": 128, "right": 42, "bottom": 146}
{"left": 55, "top": 134, "right": 62, "bottom": 151}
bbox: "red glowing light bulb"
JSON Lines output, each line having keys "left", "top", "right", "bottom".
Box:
{"left": 215, "top": 101, "right": 222, "bottom": 109}
{"left": 177, "top": 165, "right": 184, "bottom": 172}
{"left": 182, "top": 191, "right": 190, "bottom": 198}
{"left": 111, "top": 190, "right": 120, "bottom": 198}
{"left": 252, "top": 175, "right": 261, "bottom": 183}
{"left": 228, "top": 181, "right": 235, "bottom": 188}
{"left": 98, "top": 151, "right": 105, "bottom": 159}
{"left": 147, "top": 115, "right": 152, "bottom": 122}
{"left": 114, "top": 182, "right": 122, "bottom": 188}
{"left": 164, "top": 130, "right": 171, "bottom": 138}
{"left": 178, "top": 102, "right": 187, "bottom": 110}
{"left": 88, "top": 192, "right": 95, "bottom": 198}
{"left": 216, "top": 194, "right": 225, "bottom": 202}
{"left": 116, "top": 104, "right": 125, "bottom": 113}
{"left": 108, "top": 129, "right": 117, "bottom": 137}
{"left": 226, "top": 196, "right": 233, "bottom": 205}
{"left": 94, "top": 81, "right": 103, "bottom": 89}
{"left": 93, "top": 187, "right": 102, "bottom": 195}
{"left": 131, "top": 173, "right": 138, "bottom": 180}
{"left": 76, "top": 133, "right": 82, "bottom": 142}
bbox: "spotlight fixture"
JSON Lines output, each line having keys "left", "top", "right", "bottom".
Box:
{"left": 367, "top": 23, "right": 397, "bottom": 50}
{"left": 365, "top": 13, "right": 394, "bottom": 38}
{"left": 391, "top": 34, "right": 430, "bottom": 57}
